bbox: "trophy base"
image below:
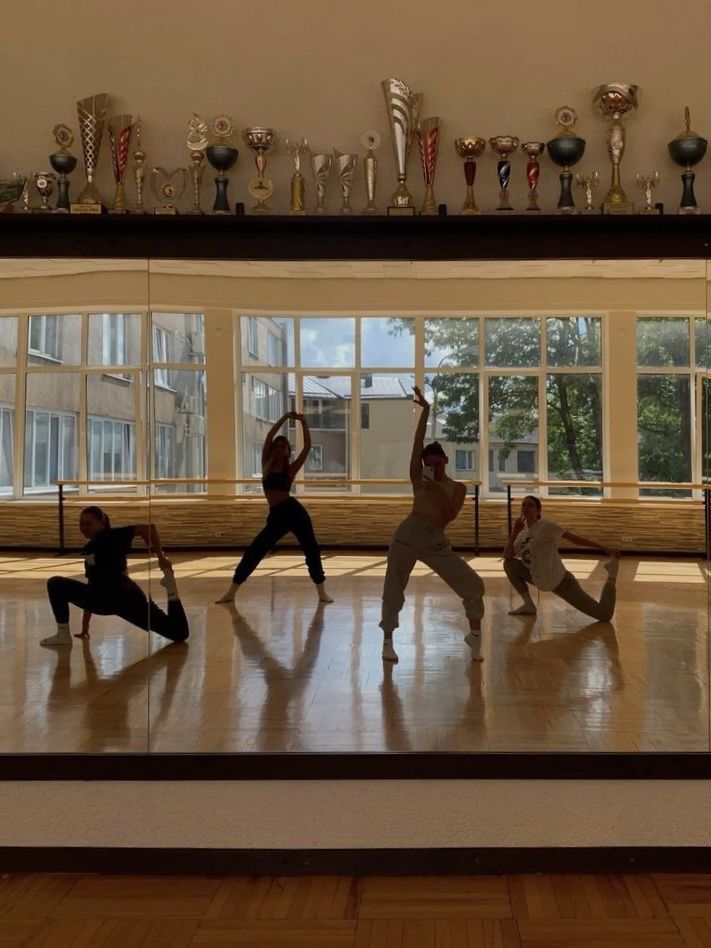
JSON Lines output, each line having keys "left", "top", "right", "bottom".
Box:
{"left": 186, "top": 209, "right": 204, "bottom": 216}
{"left": 31, "top": 208, "right": 53, "bottom": 214}
{"left": 460, "top": 207, "right": 481, "bottom": 216}
{"left": 387, "top": 206, "right": 416, "bottom": 216}
{"left": 579, "top": 208, "right": 600, "bottom": 215}
{"left": 361, "top": 205, "right": 379, "bottom": 215}
{"left": 250, "top": 206, "right": 271, "bottom": 215}
{"left": 679, "top": 205, "right": 701, "bottom": 215}
{"left": 639, "top": 207, "right": 662, "bottom": 215}
{"left": 109, "top": 209, "right": 129, "bottom": 215}
{"left": 495, "top": 207, "right": 515, "bottom": 213}
{"left": 154, "top": 206, "right": 178, "bottom": 215}
{"left": 556, "top": 207, "right": 578, "bottom": 215}
{"left": 525, "top": 207, "right": 542, "bottom": 213}
{"left": 603, "top": 201, "right": 634, "bottom": 215}
{"left": 289, "top": 209, "right": 307, "bottom": 216}
{"left": 70, "top": 203, "right": 104, "bottom": 215}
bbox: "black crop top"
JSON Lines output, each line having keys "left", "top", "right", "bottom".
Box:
{"left": 82, "top": 525, "right": 136, "bottom": 585}
{"left": 262, "top": 467, "right": 292, "bottom": 492}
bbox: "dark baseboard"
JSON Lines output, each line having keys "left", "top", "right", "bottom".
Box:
{"left": 1, "top": 846, "right": 711, "bottom": 875}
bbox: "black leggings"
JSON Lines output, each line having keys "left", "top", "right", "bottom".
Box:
{"left": 233, "top": 497, "right": 325, "bottom": 585}
{"left": 47, "top": 576, "right": 189, "bottom": 643}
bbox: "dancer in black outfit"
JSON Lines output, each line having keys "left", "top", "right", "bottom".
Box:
{"left": 42, "top": 505, "right": 189, "bottom": 647}
{"left": 216, "top": 411, "right": 333, "bottom": 604}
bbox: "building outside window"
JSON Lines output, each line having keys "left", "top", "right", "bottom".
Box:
{"left": 0, "top": 406, "right": 13, "bottom": 493}
{"left": 28, "top": 315, "right": 60, "bottom": 360}
{"left": 24, "top": 409, "right": 77, "bottom": 491}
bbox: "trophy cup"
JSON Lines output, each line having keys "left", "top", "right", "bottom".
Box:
{"left": 309, "top": 150, "right": 332, "bottom": 214}
{"left": 593, "top": 82, "right": 639, "bottom": 214}
{"left": 33, "top": 172, "right": 56, "bottom": 212}
{"left": 417, "top": 116, "right": 440, "bottom": 215}
{"left": 334, "top": 149, "right": 357, "bottom": 214}
{"left": 575, "top": 171, "right": 599, "bottom": 213}
{"left": 284, "top": 137, "right": 307, "bottom": 215}
{"left": 636, "top": 172, "right": 660, "bottom": 214}
{"left": 186, "top": 114, "right": 208, "bottom": 215}
{"left": 667, "top": 107, "right": 708, "bottom": 214}
{"left": 73, "top": 92, "right": 110, "bottom": 213}
{"left": 242, "top": 126, "right": 278, "bottom": 213}
{"left": 205, "top": 115, "right": 239, "bottom": 214}
{"left": 454, "top": 137, "right": 486, "bottom": 215}
{"left": 489, "top": 136, "right": 519, "bottom": 211}
{"left": 132, "top": 117, "right": 147, "bottom": 214}
{"left": 361, "top": 130, "right": 380, "bottom": 214}
{"left": 546, "top": 107, "right": 586, "bottom": 213}
{"left": 49, "top": 124, "right": 77, "bottom": 212}
{"left": 520, "top": 141, "right": 545, "bottom": 212}
{"left": 151, "top": 167, "right": 188, "bottom": 214}
{"left": 381, "top": 77, "right": 422, "bottom": 215}
{"left": 108, "top": 114, "right": 134, "bottom": 213}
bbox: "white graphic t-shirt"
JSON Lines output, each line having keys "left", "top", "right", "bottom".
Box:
{"left": 513, "top": 518, "right": 566, "bottom": 591}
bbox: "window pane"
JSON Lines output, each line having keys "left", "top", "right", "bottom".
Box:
{"left": 24, "top": 373, "right": 79, "bottom": 493}
{"left": 424, "top": 317, "right": 478, "bottom": 368}
{"left": 240, "top": 316, "right": 294, "bottom": 366}
{"left": 88, "top": 313, "right": 141, "bottom": 366}
{"left": 696, "top": 317, "right": 711, "bottom": 370}
{"left": 152, "top": 368, "right": 206, "bottom": 492}
{"left": 27, "top": 314, "right": 81, "bottom": 365}
{"left": 637, "top": 316, "right": 690, "bottom": 366}
{"left": 638, "top": 374, "right": 691, "bottom": 496}
{"left": 488, "top": 375, "right": 538, "bottom": 492}
{"left": 240, "top": 371, "right": 291, "bottom": 493}
{"left": 0, "top": 317, "right": 18, "bottom": 366}
{"left": 547, "top": 373, "right": 602, "bottom": 495}
{"left": 425, "top": 372, "right": 479, "bottom": 481}
{"left": 362, "top": 317, "right": 415, "bottom": 366}
{"left": 300, "top": 317, "right": 355, "bottom": 368}
{"left": 302, "top": 375, "right": 350, "bottom": 489}
{"left": 547, "top": 316, "right": 601, "bottom": 366}
{"left": 151, "top": 312, "right": 205, "bottom": 363}
{"left": 361, "top": 373, "right": 414, "bottom": 493}
{"left": 0, "top": 376, "right": 14, "bottom": 493}
{"left": 485, "top": 317, "right": 540, "bottom": 367}
{"left": 87, "top": 373, "right": 137, "bottom": 483}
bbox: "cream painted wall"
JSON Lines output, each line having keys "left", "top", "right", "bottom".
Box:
{"left": 2, "top": 1, "right": 711, "bottom": 213}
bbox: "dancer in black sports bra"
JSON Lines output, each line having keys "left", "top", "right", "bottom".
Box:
{"left": 216, "top": 411, "right": 333, "bottom": 604}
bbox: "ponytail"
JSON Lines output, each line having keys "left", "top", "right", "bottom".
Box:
{"left": 81, "top": 505, "right": 111, "bottom": 529}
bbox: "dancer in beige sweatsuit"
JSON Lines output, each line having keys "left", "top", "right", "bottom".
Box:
{"left": 379, "top": 386, "right": 485, "bottom": 664}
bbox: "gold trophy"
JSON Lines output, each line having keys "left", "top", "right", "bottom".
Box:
{"left": 284, "top": 137, "right": 307, "bottom": 215}
{"left": 381, "top": 77, "right": 422, "bottom": 215}
{"left": 108, "top": 114, "right": 134, "bottom": 213}
{"left": 187, "top": 114, "right": 208, "bottom": 214}
{"left": 575, "top": 171, "right": 599, "bottom": 213}
{"left": 309, "top": 149, "right": 332, "bottom": 214}
{"left": 489, "top": 135, "right": 519, "bottom": 211}
{"left": 454, "top": 137, "right": 486, "bottom": 214}
{"left": 360, "top": 130, "right": 380, "bottom": 214}
{"left": 593, "top": 82, "right": 638, "bottom": 214}
{"left": 151, "top": 167, "right": 188, "bottom": 214}
{"left": 132, "top": 118, "right": 147, "bottom": 214}
{"left": 334, "top": 149, "right": 357, "bottom": 214}
{"left": 636, "top": 172, "right": 660, "bottom": 214}
{"left": 73, "top": 92, "right": 110, "bottom": 213}
{"left": 242, "top": 126, "right": 278, "bottom": 213}
{"left": 417, "top": 116, "right": 440, "bottom": 215}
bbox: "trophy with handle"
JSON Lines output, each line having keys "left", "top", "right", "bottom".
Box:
{"left": 454, "top": 137, "right": 486, "bottom": 214}
{"left": 381, "top": 77, "right": 422, "bottom": 215}
{"left": 108, "top": 114, "right": 134, "bottom": 213}
{"left": 243, "top": 126, "right": 278, "bottom": 213}
{"left": 73, "top": 92, "right": 110, "bottom": 212}
{"left": 593, "top": 82, "right": 638, "bottom": 214}
{"left": 417, "top": 116, "right": 440, "bottom": 215}
{"left": 205, "top": 115, "right": 239, "bottom": 214}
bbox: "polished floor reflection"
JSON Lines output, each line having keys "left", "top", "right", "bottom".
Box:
{"left": 0, "top": 552, "right": 708, "bottom": 752}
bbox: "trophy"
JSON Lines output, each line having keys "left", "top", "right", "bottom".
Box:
{"left": 593, "top": 82, "right": 638, "bottom": 214}
{"left": 151, "top": 167, "right": 188, "bottom": 214}
{"left": 636, "top": 172, "right": 660, "bottom": 214}
{"left": 454, "top": 137, "right": 486, "bottom": 215}
{"left": 49, "top": 124, "right": 77, "bottom": 212}
{"left": 108, "top": 114, "right": 134, "bottom": 213}
{"left": 0, "top": 174, "right": 26, "bottom": 213}
{"left": 33, "top": 172, "right": 56, "bottom": 212}
{"left": 334, "top": 149, "right": 357, "bottom": 214}
{"left": 186, "top": 114, "right": 208, "bottom": 215}
{"left": 132, "top": 117, "right": 147, "bottom": 214}
{"left": 309, "top": 149, "right": 332, "bottom": 214}
{"left": 520, "top": 141, "right": 545, "bottom": 212}
{"left": 242, "top": 126, "right": 278, "bottom": 213}
{"left": 575, "top": 171, "right": 599, "bottom": 213}
{"left": 489, "top": 136, "right": 519, "bottom": 211}
{"left": 73, "top": 92, "right": 110, "bottom": 213}
{"left": 284, "top": 137, "right": 307, "bottom": 214}
{"left": 361, "top": 130, "right": 380, "bottom": 214}
{"left": 205, "top": 115, "right": 239, "bottom": 214}
{"left": 381, "top": 77, "right": 422, "bottom": 215}
{"left": 667, "top": 107, "right": 708, "bottom": 214}
{"left": 546, "top": 107, "right": 586, "bottom": 213}
{"left": 417, "top": 116, "right": 440, "bottom": 215}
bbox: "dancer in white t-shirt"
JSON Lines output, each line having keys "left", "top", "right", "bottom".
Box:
{"left": 503, "top": 495, "right": 620, "bottom": 621}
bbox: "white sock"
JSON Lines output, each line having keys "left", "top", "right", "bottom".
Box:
{"left": 509, "top": 598, "right": 536, "bottom": 615}
{"left": 41, "top": 622, "right": 72, "bottom": 647}
{"left": 464, "top": 630, "right": 483, "bottom": 662}
{"left": 316, "top": 582, "right": 334, "bottom": 603}
{"left": 160, "top": 568, "right": 179, "bottom": 601}
{"left": 604, "top": 557, "right": 620, "bottom": 582}
{"left": 382, "top": 637, "right": 399, "bottom": 663}
{"left": 215, "top": 582, "right": 239, "bottom": 604}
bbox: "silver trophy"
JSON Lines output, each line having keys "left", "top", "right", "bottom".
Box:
{"left": 360, "top": 130, "right": 380, "bottom": 214}
{"left": 309, "top": 149, "right": 332, "bottom": 214}
{"left": 575, "top": 171, "right": 599, "bottom": 213}
{"left": 186, "top": 114, "right": 208, "bottom": 214}
{"left": 334, "top": 149, "right": 357, "bottom": 214}
{"left": 636, "top": 171, "right": 660, "bottom": 214}
{"left": 75, "top": 92, "right": 111, "bottom": 210}
{"left": 381, "top": 77, "right": 422, "bottom": 214}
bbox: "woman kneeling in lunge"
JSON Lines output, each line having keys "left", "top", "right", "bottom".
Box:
{"left": 504, "top": 495, "right": 619, "bottom": 621}
{"left": 43, "top": 506, "right": 189, "bottom": 647}
{"left": 380, "top": 386, "right": 485, "bottom": 664}
{"left": 216, "top": 411, "right": 332, "bottom": 604}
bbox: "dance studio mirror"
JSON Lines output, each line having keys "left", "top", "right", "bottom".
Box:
{"left": 1, "top": 256, "right": 710, "bottom": 754}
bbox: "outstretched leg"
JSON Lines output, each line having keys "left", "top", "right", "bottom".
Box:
{"left": 43, "top": 576, "right": 112, "bottom": 647}
{"left": 422, "top": 548, "right": 486, "bottom": 661}
{"left": 116, "top": 578, "right": 190, "bottom": 643}
{"left": 379, "top": 539, "right": 419, "bottom": 663}
{"left": 503, "top": 558, "right": 537, "bottom": 615}
{"left": 215, "top": 515, "right": 289, "bottom": 603}
{"left": 552, "top": 566, "right": 617, "bottom": 622}
{"left": 289, "top": 500, "right": 332, "bottom": 602}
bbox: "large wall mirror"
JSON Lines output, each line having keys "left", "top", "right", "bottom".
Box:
{"left": 1, "top": 257, "right": 709, "bottom": 754}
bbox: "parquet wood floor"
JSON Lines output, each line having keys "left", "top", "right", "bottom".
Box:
{"left": 0, "top": 551, "right": 708, "bottom": 752}
{"left": 4, "top": 872, "right": 711, "bottom": 946}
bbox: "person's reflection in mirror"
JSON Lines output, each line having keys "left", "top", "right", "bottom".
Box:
{"left": 42, "top": 506, "right": 189, "bottom": 648}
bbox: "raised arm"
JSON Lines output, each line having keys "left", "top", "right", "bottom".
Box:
{"left": 289, "top": 413, "right": 311, "bottom": 476}
{"left": 409, "top": 386, "right": 430, "bottom": 485}
{"left": 562, "top": 530, "right": 618, "bottom": 557}
{"left": 133, "top": 523, "right": 172, "bottom": 571}
{"left": 261, "top": 412, "right": 290, "bottom": 466}
{"left": 503, "top": 515, "right": 526, "bottom": 559}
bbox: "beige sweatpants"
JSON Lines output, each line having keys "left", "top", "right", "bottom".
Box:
{"left": 380, "top": 514, "right": 485, "bottom": 635}
{"left": 504, "top": 557, "right": 616, "bottom": 622}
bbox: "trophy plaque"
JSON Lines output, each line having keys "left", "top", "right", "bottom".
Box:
{"left": 575, "top": 171, "right": 599, "bottom": 214}
{"left": 284, "top": 137, "right": 307, "bottom": 215}
{"left": 132, "top": 118, "right": 148, "bottom": 214}
{"left": 309, "top": 150, "right": 332, "bottom": 214}
{"left": 334, "top": 149, "right": 357, "bottom": 214}
{"left": 454, "top": 137, "right": 486, "bottom": 215}
{"left": 72, "top": 92, "right": 110, "bottom": 213}
{"left": 49, "top": 124, "right": 77, "bottom": 212}
{"left": 243, "top": 126, "right": 278, "bottom": 213}
{"left": 205, "top": 115, "right": 239, "bottom": 214}
{"left": 151, "top": 167, "right": 188, "bottom": 214}
{"left": 187, "top": 114, "right": 208, "bottom": 215}
{"left": 667, "top": 107, "right": 707, "bottom": 214}
{"left": 33, "top": 172, "right": 56, "bottom": 213}
{"left": 417, "top": 116, "right": 440, "bottom": 215}
{"left": 521, "top": 141, "right": 545, "bottom": 212}
{"left": 361, "top": 130, "right": 380, "bottom": 214}
{"left": 593, "top": 82, "right": 638, "bottom": 215}
{"left": 382, "top": 77, "right": 422, "bottom": 215}
{"left": 546, "top": 107, "right": 586, "bottom": 213}
{"left": 489, "top": 135, "right": 519, "bottom": 211}
{"left": 636, "top": 172, "right": 660, "bottom": 214}
{"left": 108, "top": 114, "right": 134, "bottom": 213}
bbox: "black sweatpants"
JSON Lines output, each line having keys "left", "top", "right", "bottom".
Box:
{"left": 47, "top": 575, "right": 189, "bottom": 643}
{"left": 233, "top": 497, "right": 325, "bottom": 585}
